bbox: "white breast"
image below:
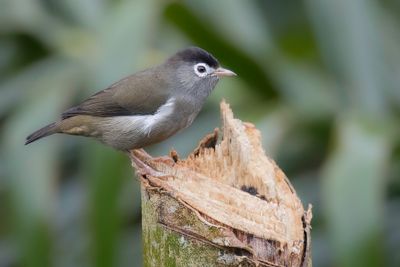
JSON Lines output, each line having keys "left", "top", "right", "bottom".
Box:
{"left": 93, "top": 97, "right": 194, "bottom": 150}
{"left": 142, "top": 97, "right": 176, "bottom": 136}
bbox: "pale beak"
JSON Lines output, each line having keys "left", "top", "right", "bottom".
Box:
{"left": 213, "top": 67, "right": 237, "bottom": 77}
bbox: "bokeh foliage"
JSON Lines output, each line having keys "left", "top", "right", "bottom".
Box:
{"left": 0, "top": 0, "right": 399, "bottom": 267}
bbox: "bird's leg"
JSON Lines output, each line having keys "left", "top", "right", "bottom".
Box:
{"left": 152, "top": 155, "right": 176, "bottom": 165}
{"left": 135, "top": 148, "right": 152, "bottom": 157}
{"left": 129, "top": 149, "right": 175, "bottom": 180}
{"left": 132, "top": 148, "right": 176, "bottom": 167}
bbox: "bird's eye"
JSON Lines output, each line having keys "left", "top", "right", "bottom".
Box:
{"left": 194, "top": 63, "right": 209, "bottom": 77}
{"left": 197, "top": 65, "right": 206, "bottom": 73}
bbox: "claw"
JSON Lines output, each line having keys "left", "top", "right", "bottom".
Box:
{"left": 130, "top": 151, "right": 174, "bottom": 180}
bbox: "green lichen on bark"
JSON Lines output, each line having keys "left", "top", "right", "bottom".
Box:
{"left": 141, "top": 188, "right": 254, "bottom": 267}
{"left": 135, "top": 101, "right": 312, "bottom": 267}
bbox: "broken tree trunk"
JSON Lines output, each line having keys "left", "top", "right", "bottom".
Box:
{"left": 130, "top": 101, "right": 312, "bottom": 267}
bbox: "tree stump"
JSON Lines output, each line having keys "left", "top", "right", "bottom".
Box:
{"left": 130, "top": 101, "right": 312, "bottom": 267}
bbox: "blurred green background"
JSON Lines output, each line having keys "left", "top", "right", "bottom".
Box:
{"left": 0, "top": 0, "right": 399, "bottom": 266}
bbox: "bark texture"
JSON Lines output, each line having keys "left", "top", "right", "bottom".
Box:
{"left": 130, "top": 101, "right": 312, "bottom": 267}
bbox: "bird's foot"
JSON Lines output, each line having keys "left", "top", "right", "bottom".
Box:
{"left": 152, "top": 155, "right": 176, "bottom": 165}
{"left": 131, "top": 152, "right": 174, "bottom": 181}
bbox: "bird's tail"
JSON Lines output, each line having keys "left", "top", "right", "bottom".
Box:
{"left": 25, "top": 122, "right": 59, "bottom": 145}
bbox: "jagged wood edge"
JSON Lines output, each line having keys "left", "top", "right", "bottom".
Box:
{"left": 131, "top": 101, "right": 312, "bottom": 267}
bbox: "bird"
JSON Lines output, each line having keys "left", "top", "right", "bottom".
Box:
{"left": 25, "top": 47, "right": 236, "bottom": 151}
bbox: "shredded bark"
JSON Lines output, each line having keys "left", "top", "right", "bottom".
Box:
{"left": 133, "top": 100, "right": 312, "bottom": 267}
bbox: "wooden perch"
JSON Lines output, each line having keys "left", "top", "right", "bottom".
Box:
{"left": 130, "top": 101, "right": 312, "bottom": 267}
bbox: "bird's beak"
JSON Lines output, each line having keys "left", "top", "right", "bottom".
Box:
{"left": 213, "top": 67, "right": 237, "bottom": 77}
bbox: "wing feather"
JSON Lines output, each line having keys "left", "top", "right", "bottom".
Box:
{"left": 62, "top": 67, "right": 170, "bottom": 119}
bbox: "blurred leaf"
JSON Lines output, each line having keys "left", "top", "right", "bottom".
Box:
{"left": 185, "top": 0, "right": 274, "bottom": 56}
{"left": 2, "top": 33, "right": 50, "bottom": 72}
{"left": 0, "top": 0, "right": 48, "bottom": 31}
{"left": 375, "top": 7, "right": 400, "bottom": 109}
{"left": 90, "top": 0, "right": 161, "bottom": 88}
{"left": 386, "top": 199, "right": 400, "bottom": 267}
{"left": 322, "top": 116, "right": 389, "bottom": 267}
{"left": 276, "top": 117, "right": 332, "bottom": 177}
{"left": 0, "top": 0, "right": 70, "bottom": 51}
{"left": 0, "top": 57, "right": 80, "bottom": 116}
{"left": 84, "top": 144, "right": 131, "bottom": 267}
{"left": 269, "top": 58, "right": 339, "bottom": 118}
{"left": 45, "top": 0, "right": 107, "bottom": 29}
{"left": 2, "top": 60, "right": 79, "bottom": 267}
{"left": 306, "top": 0, "right": 387, "bottom": 117}
{"left": 118, "top": 224, "right": 142, "bottom": 267}
{"left": 277, "top": 26, "right": 318, "bottom": 60}
{"left": 256, "top": 105, "right": 295, "bottom": 156}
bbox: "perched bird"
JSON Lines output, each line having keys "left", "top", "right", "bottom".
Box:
{"left": 25, "top": 47, "right": 236, "bottom": 151}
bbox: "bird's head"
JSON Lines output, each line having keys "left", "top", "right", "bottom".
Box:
{"left": 165, "top": 47, "right": 236, "bottom": 98}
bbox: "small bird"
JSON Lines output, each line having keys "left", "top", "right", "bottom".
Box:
{"left": 25, "top": 47, "right": 236, "bottom": 151}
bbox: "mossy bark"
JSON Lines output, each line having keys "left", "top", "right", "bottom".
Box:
{"left": 141, "top": 187, "right": 257, "bottom": 267}
{"left": 132, "top": 101, "right": 312, "bottom": 267}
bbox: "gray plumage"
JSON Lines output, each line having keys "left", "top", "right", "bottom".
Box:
{"left": 25, "top": 47, "right": 236, "bottom": 150}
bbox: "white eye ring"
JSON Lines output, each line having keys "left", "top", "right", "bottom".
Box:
{"left": 194, "top": 63, "right": 209, "bottom": 77}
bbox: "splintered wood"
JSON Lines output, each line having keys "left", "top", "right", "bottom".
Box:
{"left": 132, "top": 101, "right": 312, "bottom": 267}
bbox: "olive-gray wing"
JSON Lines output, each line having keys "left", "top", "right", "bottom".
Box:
{"left": 61, "top": 70, "right": 169, "bottom": 119}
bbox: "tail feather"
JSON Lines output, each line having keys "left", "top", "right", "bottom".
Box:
{"left": 25, "top": 122, "right": 58, "bottom": 145}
